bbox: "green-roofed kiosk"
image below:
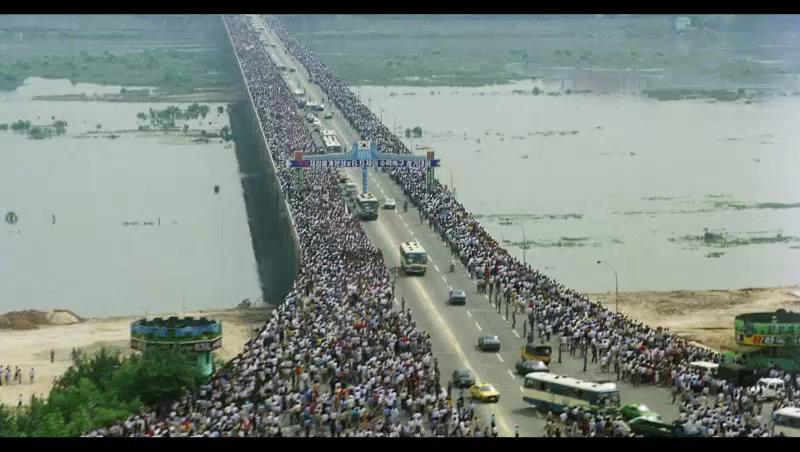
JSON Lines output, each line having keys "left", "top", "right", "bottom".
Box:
{"left": 130, "top": 316, "right": 222, "bottom": 377}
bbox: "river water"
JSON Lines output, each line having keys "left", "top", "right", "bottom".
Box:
{"left": 359, "top": 81, "right": 800, "bottom": 293}
{"left": 0, "top": 78, "right": 260, "bottom": 317}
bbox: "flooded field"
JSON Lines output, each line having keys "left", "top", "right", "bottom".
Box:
{"left": 361, "top": 81, "right": 800, "bottom": 293}
{"left": 0, "top": 78, "right": 260, "bottom": 317}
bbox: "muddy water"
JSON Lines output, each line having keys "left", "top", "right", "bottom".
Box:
{"left": 361, "top": 81, "right": 800, "bottom": 293}
{"left": 0, "top": 78, "right": 260, "bottom": 317}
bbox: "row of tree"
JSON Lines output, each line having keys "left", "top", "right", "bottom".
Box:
{"left": 0, "top": 347, "right": 207, "bottom": 437}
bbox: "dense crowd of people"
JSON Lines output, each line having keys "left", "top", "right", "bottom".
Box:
{"left": 83, "top": 15, "right": 800, "bottom": 438}
{"left": 265, "top": 15, "right": 800, "bottom": 437}
{"left": 86, "top": 15, "right": 487, "bottom": 438}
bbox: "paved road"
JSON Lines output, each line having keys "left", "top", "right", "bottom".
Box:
{"left": 249, "top": 15, "right": 680, "bottom": 436}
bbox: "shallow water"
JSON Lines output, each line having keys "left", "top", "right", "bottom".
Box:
{"left": 0, "top": 78, "right": 260, "bottom": 317}
{"left": 360, "top": 81, "right": 800, "bottom": 293}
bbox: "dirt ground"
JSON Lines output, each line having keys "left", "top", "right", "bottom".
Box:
{"left": 588, "top": 286, "right": 800, "bottom": 351}
{"left": 0, "top": 307, "right": 270, "bottom": 408}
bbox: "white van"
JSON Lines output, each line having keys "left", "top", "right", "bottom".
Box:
{"left": 755, "top": 377, "right": 785, "bottom": 399}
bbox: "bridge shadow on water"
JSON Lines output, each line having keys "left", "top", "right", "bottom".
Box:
{"left": 228, "top": 101, "right": 298, "bottom": 305}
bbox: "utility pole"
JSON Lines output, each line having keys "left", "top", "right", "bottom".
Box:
{"left": 597, "top": 260, "right": 619, "bottom": 314}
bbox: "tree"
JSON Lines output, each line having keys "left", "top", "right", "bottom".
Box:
{"left": 217, "top": 106, "right": 224, "bottom": 115}
{"left": 111, "top": 347, "right": 204, "bottom": 408}
{"left": 412, "top": 126, "right": 422, "bottom": 138}
{"left": 405, "top": 128, "right": 412, "bottom": 138}
{"left": 0, "top": 345, "right": 205, "bottom": 437}
{"left": 183, "top": 124, "right": 189, "bottom": 134}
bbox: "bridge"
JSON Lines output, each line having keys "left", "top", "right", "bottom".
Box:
{"left": 228, "top": 14, "right": 683, "bottom": 437}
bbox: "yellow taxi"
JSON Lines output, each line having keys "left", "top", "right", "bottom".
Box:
{"left": 469, "top": 383, "right": 500, "bottom": 403}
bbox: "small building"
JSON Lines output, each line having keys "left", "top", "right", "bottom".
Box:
{"left": 130, "top": 316, "right": 222, "bottom": 377}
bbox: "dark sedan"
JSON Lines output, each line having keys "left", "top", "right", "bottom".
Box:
{"left": 478, "top": 335, "right": 501, "bottom": 352}
{"left": 515, "top": 359, "right": 549, "bottom": 376}
{"left": 452, "top": 369, "right": 475, "bottom": 389}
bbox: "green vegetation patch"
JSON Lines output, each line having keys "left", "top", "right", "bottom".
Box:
{"left": 0, "top": 347, "right": 207, "bottom": 437}
{"left": 670, "top": 228, "right": 800, "bottom": 249}
{"left": 2, "top": 118, "right": 68, "bottom": 139}
{"left": 475, "top": 212, "right": 583, "bottom": 223}
{"left": 0, "top": 48, "right": 236, "bottom": 95}
{"left": 506, "top": 236, "right": 623, "bottom": 249}
{"left": 282, "top": 15, "right": 800, "bottom": 89}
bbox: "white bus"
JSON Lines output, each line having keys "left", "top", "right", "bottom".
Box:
{"left": 522, "top": 373, "right": 621, "bottom": 414}
{"left": 772, "top": 407, "right": 800, "bottom": 437}
{"left": 400, "top": 241, "right": 428, "bottom": 275}
{"left": 343, "top": 181, "right": 358, "bottom": 198}
{"left": 355, "top": 193, "right": 379, "bottom": 221}
{"left": 322, "top": 133, "right": 341, "bottom": 153}
{"left": 689, "top": 361, "right": 719, "bottom": 376}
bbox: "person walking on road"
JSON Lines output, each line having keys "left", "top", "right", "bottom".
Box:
{"left": 29, "top": 368, "right": 35, "bottom": 384}
{"left": 50, "top": 349, "right": 55, "bottom": 364}
{"left": 401, "top": 297, "right": 405, "bottom": 311}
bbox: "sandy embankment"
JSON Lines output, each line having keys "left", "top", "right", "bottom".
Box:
{"left": 0, "top": 308, "right": 270, "bottom": 408}
{"left": 588, "top": 286, "right": 800, "bottom": 350}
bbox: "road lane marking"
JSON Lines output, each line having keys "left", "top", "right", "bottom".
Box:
{"left": 496, "top": 353, "right": 504, "bottom": 363}
{"left": 449, "top": 285, "right": 453, "bottom": 291}
{"left": 301, "top": 53, "right": 514, "bottom": 439}
{"left": 519, "top": 386, "right": 524, "bottom": 393}
{"left": 507, "top": 369, "right": 516, "bottom": 379}
{"left": 474, "top": 322, "right": 482, "bottom": 332}
{"left": 433, "top": 264, "right": 440, "bottom": 272}
{"left": 441, "top": 275, "right": 447, "bottom": 283}
{"left": 466, "top": 310, "right": 472, "bottom": 318}
{"left": 512, "top": 330, "right": 520, "bottom": 338}
{"left": 393, "top": 298, "right": 399, "bottom": 306}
